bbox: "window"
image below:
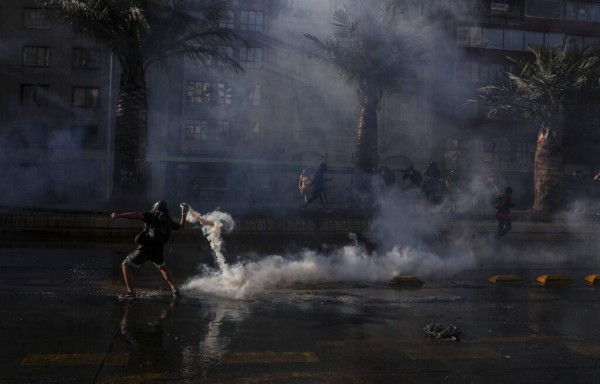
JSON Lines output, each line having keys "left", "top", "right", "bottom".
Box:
{"left": 515, "top": 142, "right": 535, "bottom": 164}
{"left": 483, "top": 28, "right": 503, "bottom": 49}
{"left": 566, "top": 1, "right": 600, "bottom": 22}
{"left": 544, "top": 32, "right": 564, "bottom": 47}
{"left": 249, "top": 85, "right": 261, "bottom": 106}
{"left": 504, "top": 29, "right": 524, "bottom": 50}
{"left": 470, "top": 27, "right": 484, "bottom": 47}
{"left": 215, "top": 120, "right": 231, "bottom": 140}
{"left": 583, "top": 36, "right": 600, "bottom": 46}
{"left": 219, "top": 10, "right": 234, "bottom": 29}
{"left": 73, "top": 48, "right": 101, "bottom": 69}
{"left": 483, "top": 139, "right": 513, "bottom": 168}
{"left": 525, "top": 31, "right": 544, "bottom": 48}
{"left": 239, "top": 47, "right": 262, "bottom": 68}
{"left": 566, "top": 35, "right": 584, "bottom": 49}
{"left": 456, "top": 61, "right": 506, "bottom": 83}
{"left": 526, "top": 0, "right": 564, "bottom": 18}
{"left": 185, "top": 120, "right": 209, "bottom": 141}
{"left": 73, "top": 87, "right": 99, "bottom": 108}
{"left": 491, "top": 1, "right": 513, "bottom": 14}
{"left": 444, "top": 138, "right": 460, "bottom": 170}
{"left": 458, "top": 26, "right": 564, "bottom": 51}
{"left": 240, "top": 11, "right": 264, "bottom": 31}
{"left": 187, "top": 81, "right": 211, "bottom": 103}
{"left": 457, "top": 26, "right": 470, "bottom": 46}
{"left": 23, "top": 8, "right": 51, "bottom": 29}
{"left": 23, "top": 46, "right": 49, "bottom": 67}
{"left": 217, "top": 82, "right": 232, "bottom": 105}
{"left": 455, "top": 61, "right": 475, "bottom": 82}
{"left": 21, "top": 84, "right": 48, "bottom": 106}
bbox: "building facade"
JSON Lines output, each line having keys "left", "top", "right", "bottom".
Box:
{"left": 0, "top": 1, "right": 117, "bottom": 208}
{"left": 435, "top": 0, "right": 600, "bottom": 207}
{"left": 1, "top": 0, "right": 599, "bottom": 211}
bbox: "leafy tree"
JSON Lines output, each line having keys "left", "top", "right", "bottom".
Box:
{"left": 480, "top": 44, "right": 599, "bottom": 212}
{"left": 39, "top": 0, "right": 241, "bottom": 205}
{"left": 305, "top": 1, "right": 429, "bottom": 190}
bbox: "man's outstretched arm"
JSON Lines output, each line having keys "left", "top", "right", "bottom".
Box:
{"left": 110, "top": 212, "right": 144, "bottom": 220}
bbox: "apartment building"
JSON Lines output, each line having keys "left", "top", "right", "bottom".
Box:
{"left": 154, "top": 0, "right": 361, "bottom": 210}
{"left": 0, "top": 1, "right": 115, "bottom": 207}
{"left": 2, "top": 0, "right": 598, "bottom": 210}
{"left": 435, "top": 0, "right": 600, "bottom": 205}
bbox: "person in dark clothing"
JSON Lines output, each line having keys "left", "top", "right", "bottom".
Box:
{"left": 303, "top": 163, "right": 331, "bottom": 212}
{"left": 401, "top": 166, "right": 423, "bottom": 189}
{"left": 111, "top": 201, "right": 191, "bottom": 298}
{"left": 445, "top": 170, "right": 459, "bottom": 211}
{"left": 495, "top": 187, "right": 515, "bottom": 237}
{"left": 424, "top": 161, "right": 441, "bottom": 181}
{"left": 423, "top": 162, "right": 442, "bottom": 203}
{"left": 379, "top": 165, "right": 396, "bottom": 188}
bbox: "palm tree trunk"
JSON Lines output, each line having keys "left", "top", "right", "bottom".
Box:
{"left": 353, "top": 87, "right": 379, "bottom": 190}
{"left": 532, "top": 124, "right": 563, "bottom": 212}
{"left": 112, "top": 65, "right": 148, "bottom": 207}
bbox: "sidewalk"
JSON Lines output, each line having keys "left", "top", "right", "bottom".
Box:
{"left": 1, "top": 208, "right": 599, "bottom": 244}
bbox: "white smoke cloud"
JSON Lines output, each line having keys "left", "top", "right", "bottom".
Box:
{"left": 184, "top": 244, "right": 476, "bottom": 300}
{"left": 182, "top": 202, "right": 476, "bottom": 300}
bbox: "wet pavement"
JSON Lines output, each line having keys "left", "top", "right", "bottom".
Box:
{"left": 2, "top": 244, "right": 600, "bottom": 384}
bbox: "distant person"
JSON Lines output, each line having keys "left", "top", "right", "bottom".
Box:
{"left": 303, "top": 162, "right": 331, "bottom": 213}
{"left": 298, "top": 169, "right": 311, "bottom": 207}
{"left": 486, "top": 174, "right": 501, "bottom": 207}
{"left": 445, "top": 170, "right": 459, "bottom": 211}
{"left": 424, "top": 161, "right": 441, "bottom": 181}
{"left": 379, "top": 165, "right": 396, "bottom": 188}
{"left": 495, "top": 187, "right": 515, "bottom": 237}
{"left": 423, "top": 162, "right": 442, "bottom": 203}
{"left": 110, "top": 201, "right": 212, "bottom": 299}
{"left": 401, "top": 166, "right": 423, "bottom": 189}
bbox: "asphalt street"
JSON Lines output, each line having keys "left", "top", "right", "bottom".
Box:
{"left": 1, "top": 241, "right": 600, "bottom": 384}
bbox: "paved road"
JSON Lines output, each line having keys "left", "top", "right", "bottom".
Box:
{"left": 2, "top": 245, "right": 600, "bottom": 384}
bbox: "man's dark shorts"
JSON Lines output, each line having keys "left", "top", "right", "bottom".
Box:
{"left": 124, "top": 247, "right": 165, "bottom": 268}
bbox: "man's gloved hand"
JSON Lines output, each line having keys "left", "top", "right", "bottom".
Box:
{"left": 180, "top": 203, "right": 189, "bottom": 214}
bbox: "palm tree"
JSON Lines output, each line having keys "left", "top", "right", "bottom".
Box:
{"left": 39, "top": 0, "right": 241, "bottom": 206}
{"left": 480, "top": 44, "right": 599, "bottom": 212}
{"left": 305, "top": 1, "right": 428, "bottom": 190}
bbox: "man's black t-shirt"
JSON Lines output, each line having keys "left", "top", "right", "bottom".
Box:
{"left": 138, "top": 211, "right": 181, "bottom": 252}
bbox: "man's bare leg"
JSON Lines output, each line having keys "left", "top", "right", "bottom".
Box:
{"left": 121, "top": 262, "right": 135, "bottom": 294}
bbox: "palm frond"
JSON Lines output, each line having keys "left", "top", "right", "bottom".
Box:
{"left": 37, "top": 0, "right": 241, "bottom": 72}
{"left": 305, "top": 3, "right": 430, "bottom": 92}
{"left": 480, "top": 43, "right": 600, "bottom": 123}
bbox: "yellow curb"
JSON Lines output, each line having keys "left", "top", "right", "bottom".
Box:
{"left": 584, "top": 274, "right": 600, "bottom": 285}
{"left": 488, "top": 275, "right": 524, "bottom": 285}
{"left": 535, "top": 274, "right": 573, "bottom": 286}
{"left": 390, "top": 275, "right": 424, "bottom": 287}
{"left": 219, "top": 352, "right": 319, "bottom": 364}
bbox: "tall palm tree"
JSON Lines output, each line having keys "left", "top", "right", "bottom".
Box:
{"left": 305, "top": 1, "right": 428, "bottom": 190}
{"left": 39, "top": 0, "right": 241, "bottom": 206}
{"left": 480, "top": 44, "right": 599, "bottom": 212}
